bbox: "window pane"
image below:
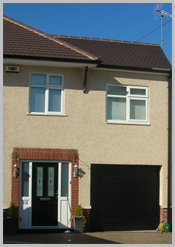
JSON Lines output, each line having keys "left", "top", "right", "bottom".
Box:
{"left": 22, "top": 162, "right": 29, "bottom": 197}
{"left": 37, "top": 167, "right": 43, "bottom": 196}
{"left": 130, "top": 100, "right": 146, "bottom": 120}
{"left": 49, "top": 89, "right": 61, "bottom": 112}
{"left": 130, "top": 88, "right": 146, "bottom": 95}
{"left": 48, "top": 167, "right": 54, "bottom": 196}
{"left": 31, "top": 74, "right": 46, "bottom": 85}
{"left": 107, "top": 97, "right": 126, "bottom": 120}
{"left": 49, "top": 76, "right": 62, "bottom": 85}
{"left": 61, "top": 163, "right": 68, "bottom": 197}
{"left": 108, "top": 86, "right": 127, "bottom": 96}
{"left": 30, "top": 87, "right": 45, "bottom": 112}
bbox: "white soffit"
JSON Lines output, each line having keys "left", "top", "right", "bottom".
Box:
{"left": 3, "top": 58, "right": 97, "bottom": 69}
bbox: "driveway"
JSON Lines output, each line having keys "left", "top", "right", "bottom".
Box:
{"left": 3, "top": 230, "right": 172, "bottom": 244}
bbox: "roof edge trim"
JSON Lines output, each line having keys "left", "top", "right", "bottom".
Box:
{"left": 53, "top": 35, "right": 160, "bottom": 47}
{"left": 95, "top": 67, "right": 170, "bottom": 76}
{"left": 152, "top": 68, "right": 171, "bottom": 72}
{"left": 96, "top": 64, "right": 172, "bottom": 74}
{"left": 3, "top": 57, "right": 98, "bottom": 69}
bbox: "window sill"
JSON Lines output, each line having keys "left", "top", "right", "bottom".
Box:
{"left": 27, "top": 113, "right": 67, "bottom": 117}
{"left": 106, "top": 120, "right": 150, "bottom": 126}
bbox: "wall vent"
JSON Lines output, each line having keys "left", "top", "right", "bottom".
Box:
{"left": 6, "top": 66, "right": 19, "bottom": 73}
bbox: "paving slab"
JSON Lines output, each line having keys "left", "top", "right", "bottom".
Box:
{"left": 86, "top": 230, "right": 172, "bottom": 244}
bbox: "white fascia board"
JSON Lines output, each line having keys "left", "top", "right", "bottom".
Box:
{"left": 95, "top": 67, "right": 170, "bottom": 76}
{"left": 3, "top": 58, "right": 98, "bottom": 69}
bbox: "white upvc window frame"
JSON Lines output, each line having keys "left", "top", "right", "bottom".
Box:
{"left": 29, "top": 73, "right": 64, "bottom": 115}
{"left": 106, "top": 85, "right": 149, "bottom": 125}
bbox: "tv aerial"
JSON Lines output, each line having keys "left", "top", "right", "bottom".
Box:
{"left": 153, "top": 4, "right": 172, "bottom": 50}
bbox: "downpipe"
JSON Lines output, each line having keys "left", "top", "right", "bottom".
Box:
{"left": 167, "top": 72, "right": 172, "bottom": 226}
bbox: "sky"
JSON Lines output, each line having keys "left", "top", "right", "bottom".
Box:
{"left": 3, "top": 2, "right": 172, "bottom": 64}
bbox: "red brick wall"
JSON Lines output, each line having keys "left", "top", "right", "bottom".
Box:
{"left": 159, "top": 206, "right": 172, "bottom": 226}
{"left": 83, "top": 208, "right": 90, "bottom": 232}
{"left": 12, "top": 147, "right": 79, "bottom": 218}
{"left": 160, "top": 206, "right": 168, "bottom": 222}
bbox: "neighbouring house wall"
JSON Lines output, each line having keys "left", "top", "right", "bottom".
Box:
{"left": 3, "top": 64, "right": 169, "bottom": 210}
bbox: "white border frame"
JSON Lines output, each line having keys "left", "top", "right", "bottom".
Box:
{"left": 19, "top": 161, "right": 32, "bottom": 229}
{"left": 19, "top": 160, "right": 72, "bottom": 229}
{"left": 58, "top": 162, "right": 72, "bottom": 229}
{"left": 106, "top": 84, "right": 149, "bottom": 125}
{"left": 28, "top": 73, "right": 65, "bottom": 116}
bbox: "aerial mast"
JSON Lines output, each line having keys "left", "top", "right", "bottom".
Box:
{"left": 153, "top": 4, "right": 172, "bottom": 50}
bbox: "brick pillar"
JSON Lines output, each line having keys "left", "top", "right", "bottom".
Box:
{"left": 159, "top": 206, "right": 168, "bottom": 222}
{"left": 159, "top": 206, "right": 172, "bottom": 231}
{"left": 82, "top": 208, "right": 91, "bottom": 232}
{"left": 11, "top": 151, "right": 20, "bottom": 207}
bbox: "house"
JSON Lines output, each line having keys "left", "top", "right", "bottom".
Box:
{"left": 3, "top": 15, "right": 172, "bottom": 232}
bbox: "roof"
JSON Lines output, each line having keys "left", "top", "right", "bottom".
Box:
{"left": 3, "top": 15, "right": 172, "bottom": 72}
{"left": 3, "top": 15, "right": 98, "bottom": 62}
{"left": 55, "top": 36, "right": 172, "bottom": 71}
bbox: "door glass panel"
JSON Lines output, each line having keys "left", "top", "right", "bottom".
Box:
{"left": 61, "top": 163, "right": 69, "bottom": 197}
{"left": 22, "top": 162, "right": 29, "bottom": 197}
{"left": 48, "top": 167, "right": 54, "bottom": 196}
{"left": 37, "top": 167, "right": 43, "bottom": 196}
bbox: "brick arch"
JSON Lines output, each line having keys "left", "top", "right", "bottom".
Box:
{"left": 12, "top": 147, "right": 79, "bottom": 217}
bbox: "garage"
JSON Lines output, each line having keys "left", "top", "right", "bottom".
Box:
{"left": 90, "top": 164, "right": 160, "bottom": 231}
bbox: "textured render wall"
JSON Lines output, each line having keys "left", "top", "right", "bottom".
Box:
{"left": 3, "top": 65, "right": 168, "bottom": 209}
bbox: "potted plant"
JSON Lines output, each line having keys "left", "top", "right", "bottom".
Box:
{"left": 72, "top": 204, "right": 85, "bottom": 233}
{"left": 4, "top": 202, "right": 18, "bottom": 235}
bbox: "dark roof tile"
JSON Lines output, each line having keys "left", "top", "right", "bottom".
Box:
{"left": 3, "top": 15, "right": 171, "bottom": 71}
{"left": 3, "top": 16, "right": 97, "bottom": 61}
{"left": 55, "top": 36, "right": 171, "bottom": 70}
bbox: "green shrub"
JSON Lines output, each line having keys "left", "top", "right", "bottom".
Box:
{"left": 74, "top": 204, "right": 84, "bottom": 217}
{"left": 8, "top": 202, "right": 18, "bottom": 219}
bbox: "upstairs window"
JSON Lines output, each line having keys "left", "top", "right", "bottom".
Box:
{"left": 30, "top": 73, "right": 64, "bottom": 114}
{"left": 106, "top": 85, "right": 148, "bottom": 124}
